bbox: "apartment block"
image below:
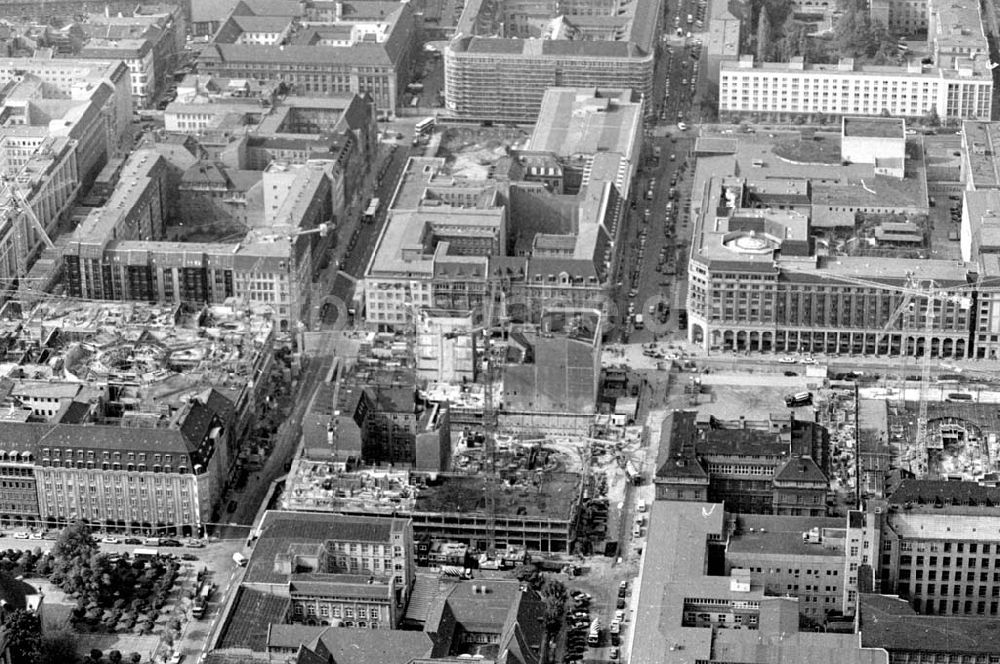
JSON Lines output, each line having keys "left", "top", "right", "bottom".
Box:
{"left": 444, "top": 0, "right": 661, "bottom": 121}
{"left": 719, "top": 56, "right": 992, "bottom": 120}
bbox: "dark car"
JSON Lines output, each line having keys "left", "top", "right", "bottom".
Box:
{"left": 159, "top": 539, "right": 182, "bottom": 547}
{"left": 181, "top": 553, "right": 199, "bottom": 561}
{"left": 227, "top": 500, "right": 238, "bottom": 513}
{"left": 124, "top": 538, "right": 142, "bottom": 545}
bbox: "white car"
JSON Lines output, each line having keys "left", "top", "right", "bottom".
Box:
{"left": 12, "top": 532, "right": 28, "bottom": 540}
{"left": 101, "top": 536, "right": 119, "bottom": 544}
{"left": 778, "top": 357, "right": 797, "bottom": 364}
{"left": 799, "top": 357, "right": 817, "bottom": 365}
{"left": 28, "top": 532, "right": 42, "bottom": 540}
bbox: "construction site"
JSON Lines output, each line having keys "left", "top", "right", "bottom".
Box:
{"left": 885, "top": 399, "right": 1000, "bottom": 481}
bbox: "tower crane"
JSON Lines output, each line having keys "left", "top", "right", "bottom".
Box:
{"left": 0, "top": 174, "right": 56, "bottom": 281}
{"left": 437, "top": 277, "right": 507, "bottom": 555}
{"left": 776, "top": 263, "right": 973, "bottom": 471}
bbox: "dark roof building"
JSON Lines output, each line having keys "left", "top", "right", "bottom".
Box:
{"left": 655, "top": 410, "right": 831, "bottom": 516}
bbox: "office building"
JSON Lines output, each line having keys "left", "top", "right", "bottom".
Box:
{"left": 859, "top": 593, "right": 1000, "bottom": 664}
{"left": 629, "top": 501, "right": 888, "bottom": 664}
{"left": 198, "top": 1, "right": 416, "bottom": 110}
{"left": 876, "top": 479, "right": 1000, "bottom": 616}
{"left": 719, "top": 56, "right": 992, "bottom": 120}
{"left": 726, "top": 514, "right": 858, "bottom": 620}
{"left": 526, "top": 87, "right": 643, "bottom": 200}
{"left": 444, "top": 0, "right": 662, "bottom": 121}
{"left": 0, "top": 58, "right": 132, "bottom": 166}
{"left": 0, "top": 300, "right": 277, "bottom": 535}
{"left": 0, "top": 135, "right": 79, "bottom": 289}
{"left": 63, "top": 154, "right": 334, "bottom": 331}
{"left": 212, "top": 511, "right": 415, "bottom": 654}
{"left": 685, "top": 132, "right": 982, "bottom": 358}
{"left": 960, "top": 188, "right": 1000, "bottom": 358}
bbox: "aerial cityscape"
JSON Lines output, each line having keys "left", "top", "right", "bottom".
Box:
{"left": 0, "top": 0, "right": 994, "bottom": 661}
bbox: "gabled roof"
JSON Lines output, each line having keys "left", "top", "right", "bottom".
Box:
{"left": 774, "top": 455, "right": 828, "bottom": 484}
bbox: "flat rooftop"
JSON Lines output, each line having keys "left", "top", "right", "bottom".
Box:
{"left": 728, "top": 514, "right": 846, "bottom": 557}
{"left": 721, "top": 57, "right": 991, "bottom": 79}
{"left": 528, "top": 87, "right": 641, "bottom": 161}
{"left": 962, "top": 121, "right": 1000, "bottom": 189}
{"left": 453, "top": 0, "right": 663, "bottom": 54}
{"left": 843, "top": 117, "right": 904, "bottom": 139}
{"left": 860, "top": 593, "right": 1000, "bottom": 654}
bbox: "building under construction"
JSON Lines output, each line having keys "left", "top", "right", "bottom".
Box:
{"left": 284, "top": 436, "right": 584, "bottom": 553}
{"left": 887, "top": 399, "right": 1000, "bottom": 481}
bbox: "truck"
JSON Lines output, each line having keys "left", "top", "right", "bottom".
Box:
{"left": 587, "top": 618, "right": 601, "bottom": 646}
{"left": 191, "top": 583, "right": 214, "bottom": 619}
{"left": 133, "top": 547, "right": 159, "bottom": 561}
{"left": 233, "top": 552, "right": 248, "bottom": 566}
{"left": 784, "top": 391, "right": 812, "bottom": 407}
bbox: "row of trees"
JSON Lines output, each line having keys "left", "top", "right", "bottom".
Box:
{"left": 5, "top": 609, "right": 143, "bottom": 664}
{"left": 749, "top": 0, "right": 901, "bottom": 64}
{"left": 832, "top": 0, "right": 901, "bottom": 64}
{"left": 49, "top": 523, "right": 180, "bottom": 633}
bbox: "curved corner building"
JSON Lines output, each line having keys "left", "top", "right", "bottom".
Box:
{"left": 444, "top": 0, "right": 661, "bottom": 122}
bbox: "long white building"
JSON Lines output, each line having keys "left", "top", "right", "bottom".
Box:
{"left": 720, "top": 55, "right": 992, "bottom": 120}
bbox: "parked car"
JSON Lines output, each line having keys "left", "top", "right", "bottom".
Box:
{"left": 227, "top": 500, "right": 239, "bottom": 513}
{"left": 101, "top": 536, "right": 120, "bottom": 544}
{"left": 159, "top": 539, "right": 182, "bottom": 548}
{"left": 12, "top": 532, "right": 28, "bottom": 540}
{"left": 124, "top": 538, "right": 142, "bottom": 545}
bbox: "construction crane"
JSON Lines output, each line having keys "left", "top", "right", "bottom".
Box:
{"left": 0, "top": 173, "right": 55, "bottom": 281}
{"left": 436, "top": 278, "right": 507, "bottom": 555}
{"left": 778, "top": 263, "right": 972, "bottom": 471}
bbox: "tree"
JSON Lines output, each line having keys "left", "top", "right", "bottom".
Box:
{"left": 4, "top": 609, "right": 41, "bottom": 664}
{"left": 34, "top": 630, "right": 80, "bottom": 664}
{"left": 756, "top": 8, "right": 772, "bottom": 61}
{"left": 129, "top": 653, "right": 142, "bottom": 664}
{"left": 108, "top": 651, "right": 123, "bottom": 664}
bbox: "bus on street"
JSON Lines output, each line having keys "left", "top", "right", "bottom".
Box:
{"left": 415, "top": 117, "right": 436, "bottom": 135}
{"left": 363, "top": 198, "right": 380, "bottom": 223}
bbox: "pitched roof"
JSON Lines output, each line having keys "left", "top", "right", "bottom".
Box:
{"left": 774, "top": 455, "right": 828, "bottom": 484}
{"left": 217, "top": 587, "right": 290, "bottom": 650}
{"left": 311, "top": 627, "right": 435, "bottom": 664}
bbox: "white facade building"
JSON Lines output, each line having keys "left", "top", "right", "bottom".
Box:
{"left": 720, "top": 56, "right": 992, "bottom": 120}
